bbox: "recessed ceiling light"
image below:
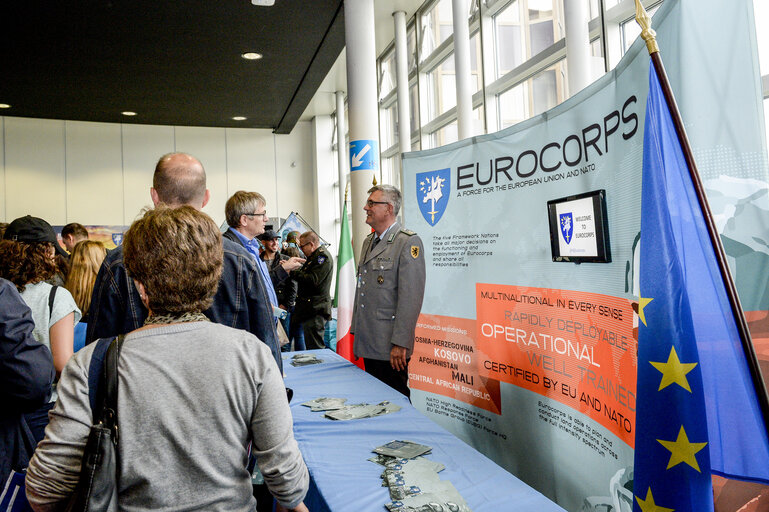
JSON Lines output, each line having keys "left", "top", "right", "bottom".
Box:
{"left": 241, "top": 52, "right": 263, "bottom": 60}
{"left": 122, "top": 111, "right": 137, "bottom": 116}
{"left": 232, "top": 116, "right": 247, "bottom": 121}
{"left": 0, "top": 104, "right": 10, "bottom": 109}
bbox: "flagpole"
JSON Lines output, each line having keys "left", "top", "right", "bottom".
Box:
{"left": 634, "top": 0, "right": 769, "bottom": 432}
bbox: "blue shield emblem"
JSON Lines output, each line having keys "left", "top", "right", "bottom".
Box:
{"left": 559, "top": 213, "right": 573, "bottom": 244}
{"left": 112, "top": 233, "right": 124, "bottom": 246}
{"left": 417, "top": 168, "right": 450, "bottom": 226}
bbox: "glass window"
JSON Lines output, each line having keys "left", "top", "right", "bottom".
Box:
{"left": 494, "top": 0, "right": 564, "bottom": 80}
{"left": 381, "top": 155, "right": 402, "bottom": 187}
{"left": 588, "top": 0, "right": 600, "bottom": 20}
{"left": 494, "top": 1, "right": 524, "bottom": 77}
{"left": 380, "top": 51, "right": 396, "bottom": 99}
{"left": 473, "top": 104, "right": 486, "bottom": 136}
{"left": 590, "top": 37, "right": 603, "bottom": 58}
{"left": 620, "top": 4, "right": 661, "bottom": 54}
{"left": 430, "top": 120, "right": 459, "bottom": 148}
{"left": 421, "top": 0, "right": 454, "bottom": 62}
{"left": 470, "top": 32, "right": 482, "bottom": 94}
{"left": 425, "top": 53, "right": 457, "bottom": 121}
{"left": 409, "top": 83, "right": 420, "bottom": 135}
{"left": 530, "top": 20, "right": 555, "bottom": 56}
{"left": 497, "top": 59, "right": 567, "bottom": 129}
{"left": 408, "top": 26, "right": 418, "bottom": 74}
{"left": 380, "top": 102, "right": 398, "bottom": 150}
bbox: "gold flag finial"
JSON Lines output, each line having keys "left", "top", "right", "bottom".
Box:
{"left": 372, "top": 174, "right": 378, "bottom": 186}
{"left": 634, "top": 0, "right": 659, "bottom": 55}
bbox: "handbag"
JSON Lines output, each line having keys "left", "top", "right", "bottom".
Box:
{"left": 66, "top": 335, "right": 124, "bottom": 512}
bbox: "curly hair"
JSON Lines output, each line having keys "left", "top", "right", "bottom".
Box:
{"left": 123, "top": 206, "right": 223, "bottom": 315}
{"left": 0, "top": 240, "right": 57, "bottom": 292}
{"left": 65, "top": 240, "right": 107, "bottom": 315}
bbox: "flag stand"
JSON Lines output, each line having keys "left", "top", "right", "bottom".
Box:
{"left": 634, "top": 0, "right": 769, "bottom": 435}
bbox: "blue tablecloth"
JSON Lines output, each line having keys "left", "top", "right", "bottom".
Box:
{"left": 283, "top": 349, "right": 566, "bottom": 512}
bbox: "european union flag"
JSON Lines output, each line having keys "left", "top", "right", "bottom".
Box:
{"left": 634, "top": 61, "right": 769, "bottom": 511}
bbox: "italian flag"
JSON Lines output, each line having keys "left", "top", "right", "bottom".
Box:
{"left": 334, "top": 200, "right": 364, "bottom": 369}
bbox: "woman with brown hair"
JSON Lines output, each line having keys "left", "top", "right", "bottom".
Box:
{"left": 0, "top": 216, "right": 81, "bottom": 443}
{"left": 27, "top": 206, "right": 309, "bottom": 512}
{"left": 64, "top": 240, "right": 107, "bottom": 351}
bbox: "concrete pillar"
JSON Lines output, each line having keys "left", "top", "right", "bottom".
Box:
{"left": 344, "top": 0, "right": 379, "bottom": 260}
{"left": 564, "top": 0, "right": 592, "bottom": 96}
{"left": 394, "top": 11, "right": 411, "bottom": 160}
{"left": 452, "top": 0, "right": 473, "bottom": 140}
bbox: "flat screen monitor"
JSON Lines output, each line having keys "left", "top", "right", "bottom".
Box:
{"left": 547, "top": 189, "right": 611, "bottom": 263}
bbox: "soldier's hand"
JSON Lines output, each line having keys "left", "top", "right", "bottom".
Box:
{"left": 281, "top": 256, "right": 306, "bottom": 272}
{"left": 390, "top": 345, "right": 408, "bottom": 371}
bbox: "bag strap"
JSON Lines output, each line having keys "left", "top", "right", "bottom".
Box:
{"left": 48, "top": 285, "right": 58, "bottom": 317}
{"left": 88, "top": 335, "right": 124, "bottom": 429}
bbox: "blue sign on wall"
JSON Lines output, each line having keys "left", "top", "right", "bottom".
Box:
{"left": 349, "top": 139, "right": 378, "bottom": 171}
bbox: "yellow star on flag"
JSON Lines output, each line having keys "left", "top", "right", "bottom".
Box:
{"left": 636, "top": 487, "right": 674, "bottom": 512}
{"left": 638, "top": 296, "right": 653, "bottom": 326}
{"left": 657, "top": 425, "right": 708, "bottom": 472}
{"left": 649, "top": 346, "right": 698, "bottom": 392}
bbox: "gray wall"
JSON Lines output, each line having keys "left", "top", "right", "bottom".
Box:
{"left": 0, "top": 117, "right": 315, "bottom": 229}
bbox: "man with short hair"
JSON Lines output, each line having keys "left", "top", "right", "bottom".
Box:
{"left": 352, "top": 185, "right": 426, "bottom": 397}
{"left": 60, "top": 223, "right": 88, "bottom": 253}
{"left": 86, "top": 153, "right": 285, "bottom": 370}
{"left": 222, "top": 192, "right": 304, "bottom": 315}
{"left": 292, "top": 231, "right": 333, "bottom": 350}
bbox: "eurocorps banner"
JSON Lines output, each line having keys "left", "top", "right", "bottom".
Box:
{"left": 402, "top": 0, "right": 768, "bottom": 510}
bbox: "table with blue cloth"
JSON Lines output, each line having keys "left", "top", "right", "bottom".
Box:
{"left": 282, "top": 349, "right": 566, "bottom": 512}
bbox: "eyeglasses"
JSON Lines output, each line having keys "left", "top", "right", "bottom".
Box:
{"left": 365, "top": 200, "right": 390, "bottom": 208}
{"left": 299, "top": 241, "right": 312, "bottom": 248}
{"left": 244, "top": 211, "right": 267, "bottom": 218}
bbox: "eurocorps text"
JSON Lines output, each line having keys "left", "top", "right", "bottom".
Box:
{"left": 456, "top": 96, "right": 638, "bottom": 190}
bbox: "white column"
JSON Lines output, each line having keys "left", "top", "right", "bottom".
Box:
{"left": 394, "top": 11, "right": 411, "bottom": 158}
{"left": 452, "top": 0, "right": 473, "bottom": 140}
{"left": 311, "top": 116, "right": 337, "bottom": 256}
{"left": 344, "top": 0, "right": 379, "bottom": 261}
{"left": 564, "top": 0, "right": 592, "bottom": 96}
{"left": 335, "top": 90, "right": 348, "bottom": 215}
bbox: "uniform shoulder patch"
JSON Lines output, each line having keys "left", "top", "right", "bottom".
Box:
{"left": 317, "top": 256, "right": 326, "bottom": 264}
{"left": 411, "top": 245, "right": 420, "bottom": 259}
{"left": 400, "top": 229, "right": 417, "bottom": 236}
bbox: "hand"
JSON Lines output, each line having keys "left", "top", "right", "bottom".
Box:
{"left": 390, "top": 345, "right": 408, "bottom": 371}
{"left": 281, "top": 256, "right": 306, "bottom": 272}
{"left": 276, "top": 501, "right": 309, "bottom": 512}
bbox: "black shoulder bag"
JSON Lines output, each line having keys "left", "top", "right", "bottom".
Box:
{"left": 66, "top": 335, "right": 124, "bottom": 512}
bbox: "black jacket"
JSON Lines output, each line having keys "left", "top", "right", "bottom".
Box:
{"left": 264, "top": 255, "right": 298, "bottom": 310}
{"left": 292, "top": 246, "right": 333, "bottom": 323}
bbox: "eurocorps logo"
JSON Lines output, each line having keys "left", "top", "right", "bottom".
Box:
{"left": 417, "top": 168, "right": 450, "bottom": 226}
{"left": 112, "top": 232, "right": 124, "bottom": 246}
{"left": 559, "top": 213, "right": 573, "bottom": 244}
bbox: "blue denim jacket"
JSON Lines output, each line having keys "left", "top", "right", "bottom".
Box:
{"left": 1, "top": 278, "right": 56, "bottom": 482}
{"left": 85, "top": 238, "right": 282, "bottom": 371}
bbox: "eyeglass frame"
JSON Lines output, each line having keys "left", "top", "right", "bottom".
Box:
{"left": 243, "top": 211, "right": 268, "bottom": 218}
{"left": 365, "top": 200, "right": 390, "bottom": 208}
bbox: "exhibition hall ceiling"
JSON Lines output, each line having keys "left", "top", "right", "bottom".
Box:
{"left": 0, "top": 1, "right": 345, "bottom": 133}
